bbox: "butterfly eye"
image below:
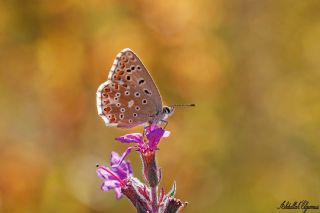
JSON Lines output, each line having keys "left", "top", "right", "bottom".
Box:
{"left": 136, "top": 65, "right": 141, "bottom": 71}
{"left": 120, "top": 108, "right": 126, "bottom": 112}
{"left": 115, "top": 92, "right": 121, "bottom": 97}
{"left": 163, "top": 107, "right": 170, "bottom": 114}
{"left": 126, "top": 75, "right": 131, "bottom": 81}
{"left": 125, "top": 91, "right": 130, "bottom": 96}
{"left": 130, "top": 65, "right": 135, "bottom": 71}
{"left": 133, "top": 113, "right": 138, "bottom": 117}
{"left": 135, "top": 106, "right": 140, "bottom": 111}
{"left": 126, "top": 68, "right": 131, "bottom": 73}
{"left": 116, "top": 103, "right": 121, "bottom": 107}
{"left": 128, "top": 119, "right": 133, "bottom": 123}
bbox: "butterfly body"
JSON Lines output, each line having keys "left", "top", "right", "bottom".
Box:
{"left": 96, "top": 48, "right": 174, "bottom": 128}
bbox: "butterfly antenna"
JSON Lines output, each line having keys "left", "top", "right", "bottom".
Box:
{"left": 170, "top": 104, "right": 196, "bottom": 107}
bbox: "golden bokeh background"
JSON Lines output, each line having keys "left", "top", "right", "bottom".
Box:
{"left": 1, "top": 0, "right": 320, "bottom": 212}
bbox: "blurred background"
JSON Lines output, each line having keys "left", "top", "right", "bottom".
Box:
{"left": 1, "top": 0, "right": 320, "bottom": 212}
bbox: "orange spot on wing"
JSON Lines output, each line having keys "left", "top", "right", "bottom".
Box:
{"left": 104, "top": 106, "right": 111, "bottom": 113}
{"left": 113, "top": 75, "right": 121, "bottom": 80}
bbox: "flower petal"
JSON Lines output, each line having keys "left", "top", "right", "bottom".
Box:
{"left": 110, "top": 151, "right": 121, "bottom": 166}
{"left": 147, "top": 127, "right": 165, "bottom": 149}
{"left": 97, "top": 166, "right": 112, "bottom": 180}
{"left": 163, "top": 130, "right": 171, "bottom": 138}
{"left": 114, "top": 187, "right": 123, "bottom": 199}
{"left": 115, "top": 133, "right": 143, "bottom": 144}
{"left": 111, "top": 146, "right": 137, "bottom": 169}
{"left": 125, "top": 160, "right": 133, "bottom": 175}
{"left": 101, "top": 180, "right": 120, "bottom": 192}
{"left": 144, "top": 124, "right": 159, "bottom": 135}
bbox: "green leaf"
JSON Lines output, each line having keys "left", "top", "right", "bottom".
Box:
{"left": 166, "top": 181, "right": 176, "bottom": 198}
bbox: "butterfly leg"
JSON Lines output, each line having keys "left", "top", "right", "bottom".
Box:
{"left": 142, "top": 128, "right": 146, "bottom": 141}
{"left": 160, "top": 120, "right": 168, "bottom": 129}
{"left": 143, "top": 121, "right": 153, "bottom": 142}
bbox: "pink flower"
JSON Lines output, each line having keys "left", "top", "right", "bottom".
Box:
{"left": 96, "top": 151, "right": 132, "bottom": 199}
{"left": 114, "top": 125, "right": 170, "bottom": 165}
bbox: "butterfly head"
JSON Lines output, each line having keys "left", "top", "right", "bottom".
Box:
{"left": 157, "top": 106, "right": 174, "bottom": 123}
{"left": 162, "top": 106, "right": 175, "bottom": 117}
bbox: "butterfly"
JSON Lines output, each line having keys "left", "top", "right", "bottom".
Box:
{"left": 96, "top": 48, "right": 178, "bottom": 128}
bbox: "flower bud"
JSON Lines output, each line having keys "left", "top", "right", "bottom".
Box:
{"left": 121, "top": 177, "right": 151, "bottom": 212}
{"left": 163, "top": 197, "right": 185, "bottom": 213}
{"left": 141, "top": 150, "right": 160, "bottom": 187}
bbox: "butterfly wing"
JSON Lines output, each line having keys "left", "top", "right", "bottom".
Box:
{"left": 96, "top": 48, "right": 163, "bottom": 128}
